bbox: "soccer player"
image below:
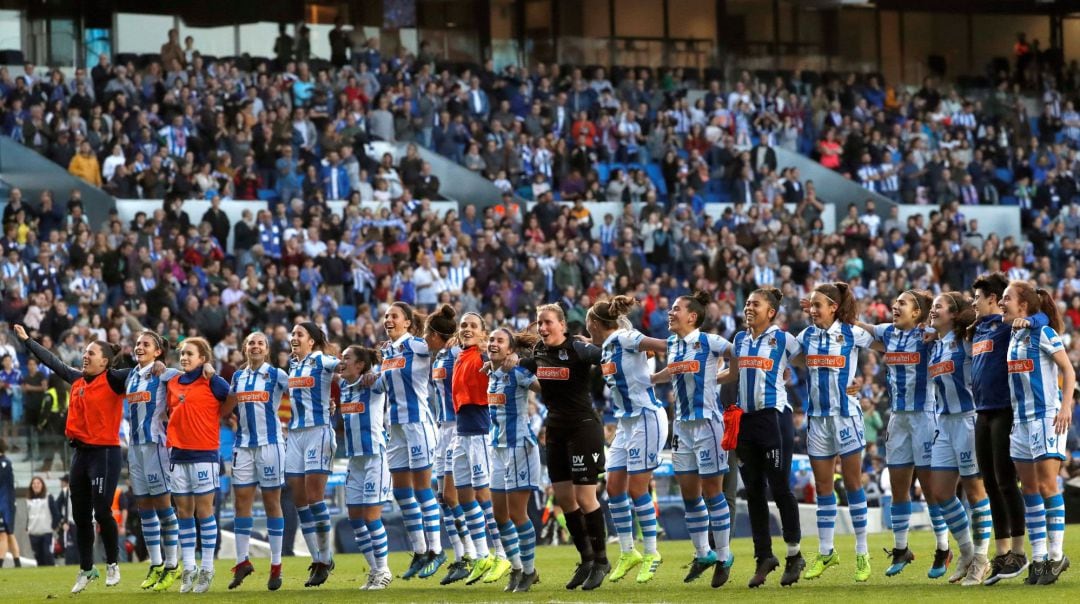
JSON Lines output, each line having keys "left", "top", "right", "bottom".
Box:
{"left": 1000, "top": 281, "right": 1075, "bottom": 585}
{"left": 163, "top": 337, "right": 232, "bottom": 593}
{"left": 651, "top": 291, "right": 735, "bottom": 589}
{"left": 285, "top": 322, "right": 341, "bottom": 587}
{"left": 378, "top": 302, "right": 445, "bottom": 579}
{"left": 424, "top": 305, "right": 476, "bottom": 584}
{"left": 584, "top": 296, "right": 668, "bottom": 584}
{"left": 925, "top": 293, "right": 992, "bottom": 585}
{"left": 453, "top": 312, "right": 512, "bottom": 586}
{"left": 797, "top": 283, "right": 874, "bottom": 582}
{"left": 227, "top": 332, "right": 289, "bottom": 591}
{"left": 719, "top": 287, "right": 805, "bottom": 587}
{"left": 487, "top": 328, "right": 543, "bottom": 592}
{"left": 339, "top": 346, "right": 393, "bottom": 590}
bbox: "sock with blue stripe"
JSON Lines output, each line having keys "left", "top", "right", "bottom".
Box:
{"left": 1024, "top": 493, "right": 1047, "bottom": 560}
{"left": 417, "top": 488, "right": 442, "bottom": 554}
{"left": 705, "top": 493, "right": 731, "bottom": 561}
{"left": 480, "top": 499, "right": 505, "bottom": 558}
{"left": 198, "top": 516, "right": 217, "bottom": 572}
{"left": 367, "top": 518, "right": 389, "bottom": 570}
{"left": 310, "top": 500, "right": 332, "bottom": 563}
{"left": 634, "top": 493, "right": 660, "bottom": 556}
{"left": 971, "top": 498, "right": 991, "bottom": 556}
{"left": 890, "top": 500, "right": 912, "bottom": 550}
{"left": 516, "top": 520, "right": 536, "bottom": 574}
{"left": 178, "top": 517, "right": 197, "bottom": 571}
{"left": 684, "top": 497, "right": 711, "bottom": 557}
{"left": 393, "top": 487, "right": 426, "bottom": 554}
{"left": 139, "top": 508, "right": 162, "bottom": 566}
{"left": 817, "top": 494, "right": 838, "bottom": 555}
{"left": 442, "top": 503, "right": 464, "bottom": 559}
{"left": 847, "top": 489, "right": 868, "bottom": 555}
{"left": 453, "top": 504, "right": 476, "bottom": 558}
{"left": 609, "top": 493, "right": 635, "bottom": 553}
{"left": 297, "top": 505, "right": 321, "bottom": 563}
{"left": 266, "top": 516, "right": 285, "bottom": 565}
{"left": 157, "top": 507, "right": 179, "bottom": 567}
{"left": 464, "top": 500, "right": 490, "bottom": 557}
{"left": 929, "top": 501, "right": 949, "bottom": 550}
{"left": 234, "top": 516, "right": 253, "bottom": 564}
{"left": 498, "top": 521, "right": 522, "bottom": 570}
{"left": 941, "top": 496, "right": 973, "bottom": 556}
{"left": 1044, "top": 493, "right": 1065, "bottom": 562}
{"left": 350, "top": 517, "right": 375, "bottom": 568}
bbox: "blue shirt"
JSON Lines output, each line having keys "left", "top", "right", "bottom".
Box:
{"left": 970, "top": 312, "right": 1047, "bottom": 411}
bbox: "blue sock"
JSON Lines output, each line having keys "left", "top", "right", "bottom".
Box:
{"left": 233, "top": 516, "right": 254, "bottom": 564}
{"left": 266, "top": 516, "right": 285, "bottom": 565}
{"left": 634, "top": 492, "right": 659, "bottom": 555}
{"left": 705, "top": 493, "right": 730, "bottom": 560}
{"left": 198, "top": 516, "right": 217, "bottom": 571}
{"left": 139, "top": 508, "right": 162, "bottom": 565}
{"left": 350, "top": 517, "right": 375, "bottom": 567}
{"left": 393, "top": 487, "right": 426, "bottom": 554}
{"left": 480, "top": 499, "right": 504, "bottom": 557}
{"left": 891, "top": 501, "right": 912, "bottom": 550}
{"left": 684, "top": 497, "right": 711, "bottom": 557}
{"left": 816, "top": 493, "right": 838, "bottom": 555}
{"left": 498, "top": 521, "right": 522, "bottom": 569}
{"left": 516, "top": 520, "right": 536, "bottom": 574}
{"left": 157, "top": 506, "right": 179, "bottom": 567}
{"left": 608, "top": 493, "right": 634, "bottom": 552}
{"left": 297, "top": 505, "right": 320, "bottom": 563}
{"left": 178, "top": 517, "right": 197, "bottom": 570}
{"left": 464, "top": 500, "right": 490, "bottom": 557}
{"left": 847, "top": 489, "right": 868, "bottom": 555}
{"left": 416, "top": 488, "right": 442, "bottom": 554}
{"left": 367, "top": 518, "right": 389, "bottom": 570}
{"left": 1044, "top": 493, "right": 1065, "bottom": 561}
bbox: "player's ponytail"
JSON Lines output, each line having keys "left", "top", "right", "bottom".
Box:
{"left": 425, "top": 303, "right": 457, "bottom": 339}
{"left": 588, "top": 294, "right": 636, "bottom": 331}
{"left": 95, "top": 340, "right": 124, "bottom": 370}
{"left": 814, "top": 282, "right": 857, "bottom": 324}
{"left": 344, "top": 345, "right": 380, "bottom": 374}
{"left": 678, "top": 291, "right": 712, "bottom": 328}
{"left": 1036, "top": 288, "right": 1064, "bottom": 333}
{"left": 752, "top": 286, "right": 783, "bottom": 320}
{"left": 941, "top": 292, "right": 977, "bottom": 341}
{"left": 296, "top": 321, "right": 328, "bottom": 351}
{"left": 903, "top": 289, "right": 934, "bottom": 324}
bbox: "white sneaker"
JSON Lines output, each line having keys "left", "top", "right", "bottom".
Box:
{"left": 71, "top": 568, "right": 100, "bottom": 594}
{"left": 360, "top": 569, "right": 375, "bottom": 590}
{"left": 950, "top": 551, "right": 975, "bottom": 583}
{"left": 106, "top": 563, "right": 121, "bottom": 586}
{"left": 179, "top": 568, "right": 199, "bottom": 593}
{"left": 367, "top": 568, "right": 392, "bottom": 590}
{"left": 193, "top": 568, "right": 215, "bottom": 593}
{"left": 961, "top": 554, "right": 989, "bottom": 586}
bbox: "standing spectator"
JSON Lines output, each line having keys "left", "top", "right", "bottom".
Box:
{"left": 0, "top": 439, "right": 19, "bottom": 567}
{"left": 0, "top": 356, "right": 19, "bottom": 445}
{"left": 273, "top": 23, "right": 294, "bottom": 67}
{"left": 25, "top": 476, "right": 57, "bottom": 566}
{"left": 160, "top": 29, "right": 184, "bottom": 70}
{"left": 329, "top": 16, "right": 350, "bottom": 68}
{"left": 860, "top": 398, "right": 884, "bottom": 448}
{"left": 68, "top": 141, "right": 101, "bottom": 187}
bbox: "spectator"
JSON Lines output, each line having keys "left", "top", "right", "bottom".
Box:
{"left": 25, "top": 476, "right": 57, "bottom": 566}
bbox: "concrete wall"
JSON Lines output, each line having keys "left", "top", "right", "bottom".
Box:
{"left": 896, "top": 204, "right": 1021, "bottom": 244}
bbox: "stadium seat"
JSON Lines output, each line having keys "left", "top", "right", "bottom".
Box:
{"left": 645, "top": 163, "right": 666, "bottom": 194}
{"left": 137, "top": 53, "right": 160, "bottom": 69}
{"left": 994, "top": 167, "right": 1013, "bottom": 183}
{"left": 115, "top": 52, "right": 138, "bottom": 67}
{"left": 338, "top": 305, "right": 357, "bottom": 325}
{"left": 0, "top": 49, "right": 25, "bottom": 64}
{"left": 257, "top": 189, "right": 279, "bottom": 201}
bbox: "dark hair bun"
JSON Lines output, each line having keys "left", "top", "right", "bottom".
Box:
{"left": 691, "top": 291, "right": 711, "bottom": 307}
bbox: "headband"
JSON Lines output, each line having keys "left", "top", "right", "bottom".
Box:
{"left": 903, "top": 289, "right": 930, "bottom": 316}
{"left": 460, "top": 311, "right": 487, "bottom": 331}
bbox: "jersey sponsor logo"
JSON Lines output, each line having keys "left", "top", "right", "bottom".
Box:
{"left": 126, "top": 391, "right": 152, "bottom": 404}
{"left": 289, "top": 376, "right": 315, "bottom": 389}
{"left": 535, "top": 366, "right": 570, "bottom": 380}
{"left": 487, "top": 392, "right": 507, "bottom": 405}
{"left": 1007, "top": 359, "right": 1034, "bottom": 373}
{"left": 381, "top": 357, "right": 407, "bottom": 371}
{"left": 884, "top": 352, "right": 921, "bottom": 365}
{"left": 928, "top": 360, "right": 955, "bottom": 378}
{"left": 972, "top": 340, "right": 994, "bottom": 355}
{"left": 339, "top": 401, "right": 366, "bottom": 414}
{"left": 805, "top": 355, "right": 846, "bottom": 368}
{"left": 600, "top": 362, "right": 617, "bottom": 376}
{"left": 738, "top": 356, "right": 774, "bottom": 371}
{"left": 236, "top": 391, "right": 271, "bottom": 403}
{"left": 667, "top": 360, "right": 701, "bottom": 374}
{"left": 431, "top": 367, "right": 447, "bottom": 379}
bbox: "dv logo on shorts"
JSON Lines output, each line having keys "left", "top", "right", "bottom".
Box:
{"left": 148, "top": 473, "right": 159, "bottom": 483}
{"left": 472, "top": 464, "right": 484, "bottom": 476}
{"left": 365, "top": 481, "right": 376, "bottom": 493}
{"left": 699, "top": 450, "right": 711, "bottom": 462}
{"left": 839, "top": 427, "right": 852, "bottom": 441}
{"left": 307, "top": 448, "right": 318, "bottom": 460}
{"left": 960, "top": 451, "right": 972, "bottom": 463}
{"left": 197, "top": 470, "right": 209, "bottom": 480}
{"left": 628, "top": 448, "right": 641, "bottom": 460}
{"left": 571, "top": 455, "right": 585, "bottom": 468}
{"left": 410, "top": 445, "right": 423, "bottom": 457}
{"left": 923, "top": 442, "right": 933, "bottom": 454}
{"left": 263, "top": 466, "right": 276, "bottom": 476}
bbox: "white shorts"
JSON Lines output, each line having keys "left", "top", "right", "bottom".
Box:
{"left": 387, "top": 422, "right": 438, "bottom": 472}
{"left": 886, "top": 411, "right": 937, "bottom": 468}
{"left": 607, "top": 408, "right": 669, "bottom": 474}
{"left": 931, "top": 414, "right": 979, "bottom": 477}
{"left": 171, "top": 461, "right": 220, "bottom": 496}
{"left": 1010, "top": 416, "right": 1067, "bottom": 462}
{"left": 129, "top": 442, "right": 172, "bottom": 497}
{"left": 285, "top": 426, "right": 337, "bottom": 477}
{"left": 808, "top": 415, "right": 865, "bottom": 460}
{"left": 492, "top": 443, "right": 542, "bottom": 492}
{"left": 434, "top": 422, "right": 457, "bottom": 477}
{"left": 672, "top": 417, "right": 728, "bottom": 477}
{"left": 346, "top": 454, "right": 391, "bottom": 507}
{"left": 233, "top": 443, "right": 286, "bottom": 489}
{"left": 453, "top": 433, "right": 492, "bottom": 489}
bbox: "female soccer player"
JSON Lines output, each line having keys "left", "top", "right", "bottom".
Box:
{"left": 227, "top": 332, "right": 289, "bottom": 591}
{"left": 124, "top": 331, "right": 182, "bottom": 592}
{"left": 453, "top": 312, "right": 511, "bottom": 586}
{"left": 164, "top": 337, "right": 231, "bottom": 593}
{"left": 15, "top": 324, "right": 155, "bottom": 593}
{"left": 925, "top": 292, "right": 992, "bottom": 585}
{"left": 651, "top": 292, "right": 735, "bottom": 589}
{"left": 797, "top": 283, "right": 874, "bottom": 582}
{"left": 487, "top": 328, "right": 543, "bottom": 592}
{"left": 339, "top": 345, "right": 392, "bottom": 590}
{"left": 857, "top": 290, "right": 952, "bottom": 578}
{"left": 425, "top": 305, "right": 476, "bottom": 584}
{"left": 1001, "top": 281, "right": 1075, "bottom": 585}
{"left": 519, "top": 303, "right": 610, "bottom": 591}
{"left": 286, "top": 322, "right": 341, "bottom": 587}
{"left": 378, "top": 302, "right": 444, "bottom": 579}
{"left": 718, "top": 287, "right": 804, "bottom": 587}
{"left": 584, "top": 295, "right": 668, "bottom": 584}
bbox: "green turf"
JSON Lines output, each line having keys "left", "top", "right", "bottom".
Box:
{"left": 3, "top": 529, "right": 1078, "bottom": 602}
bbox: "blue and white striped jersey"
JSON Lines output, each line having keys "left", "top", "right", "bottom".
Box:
{"left": 928, "top": 331, "right": 975, "bottom": 416}
{"left": 666, "top": 330, "right": 730, "bottom": 422}
{"left": 126, "top": 364, "right": 180, "bottom": 446}
{"left": 381, "top": 333, "right": 433, "bottom": 426}
{"left": 431, "top": 345, "right": 460, "bottom": 424}
{"left": 797, "top": 321, "right": 873, "bottom": 417}
{"left": 230, "top": 362, "right": 289, "bottom": 447}
{"left": 288, "top": 352, "right": 341, "bottom": 429}
{"left": 488, "top": 367, "right": 538, "bottom": 448}
{"left": 731, "top": 325, "right": 801, "bottom": 413}
{"left": 601, "top": 329, "right": 661, "bottom": 418}
{"left": 1008, "top": 326, "right": 1066, "bottom": 422}
{"left": 872, "top": 324, "right": 935, "bottom": 413}
{"left": 339, "top": 376, "right": 387, "bottom": 457}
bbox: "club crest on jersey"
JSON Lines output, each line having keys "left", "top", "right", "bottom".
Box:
{"left": 768, "top": 337, "right": 776, "bottom": 347}
{"left": 693, "top": 341, "right": 701, "bottom": 350}
{"left": 558, "top": 349, "right": 569, "bottom": 360}
{"left": 836, "top": 334, "right": 845, "bottom": 343}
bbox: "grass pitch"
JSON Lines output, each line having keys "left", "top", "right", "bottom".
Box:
{"left": 2, "top": 529, "right": 1078, "bottom": 603}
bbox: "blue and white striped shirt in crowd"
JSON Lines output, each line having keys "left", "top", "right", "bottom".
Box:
{"left": 288, "top": 352, "right": 340, "bottom": 430}
{"left": 666, "top": 330, "right": 730, "bottom": 422}
{"left": 872, "top": 324, "right": 934, "bottom": 413}
{"left": 339, "top": 375, "right": 387, "bottom": 457}
{"left": 126, "top": 364, "right": 179, "bottom": 446}
{"left": 381, "top": 333, "right": 433, "bottom": 425}
{"left": 857, "top": 164, "right": 880, "bottom": 192}
{"left": 230, "top": 362, "right": 289, "bottom": 447}
{"left": 447, "top": 263, "right": 471, "bottom": 293}
{"left": 601, "top": 329, "right": 661, "bottom": 419}
{"left": 928, "top": 331, "right": 975, "bottom": 416}
{"left": 879, "top": 162, "right": 899, "bottom": 192}
{"left": 797, "top": 321, "right": 873, "bottom": 417}
{"left": 488, "top": 367, "right": 538, "bottom": 448}
{"left": 731, "top": 325, "right": 801, "bottom": 413}
{"left": 1008, "top": 325, "right": 1066, "bottom": 422}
